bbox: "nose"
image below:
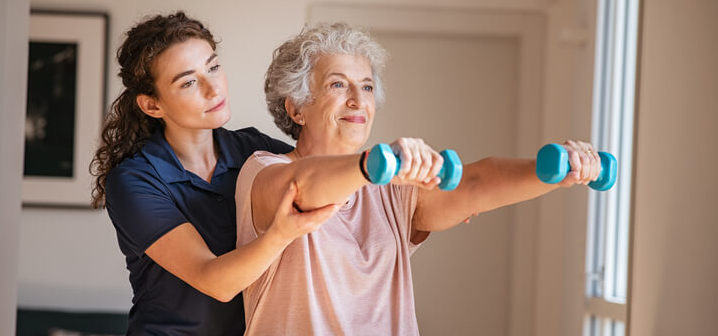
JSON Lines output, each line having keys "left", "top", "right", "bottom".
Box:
{"left": 203, "top": 77, "right": 220, "bottom": 99}
{"left": 346, "top": 84, "right": 364, "bottom": 109}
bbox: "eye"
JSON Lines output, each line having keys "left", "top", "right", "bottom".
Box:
{"left": 181, "top": 79, "right": 196, "bottom": 88}
{"left": 330, "top": 81, "right": 344, "bottom": 89}
{"left": 209, "top": 64, "right": 221, "bottom": 72}
{"left": 363, "top": 85, "right": 374, "bottom": 92}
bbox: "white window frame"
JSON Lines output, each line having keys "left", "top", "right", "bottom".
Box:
{"left": 584, "top": 0, "right": 639, "bottom": 335}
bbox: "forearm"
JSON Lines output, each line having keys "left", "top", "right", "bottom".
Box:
{"left": 289, "top": 154, "right": 369, "bottom": 210}
{"left": 414, "top": 157, "right": 558, "bottom": 231}
{"left": 466, "top": 157, "right": 559, "bottom": 212}
{"left": 196, "top": 227, "right": 290, "bottom": 302}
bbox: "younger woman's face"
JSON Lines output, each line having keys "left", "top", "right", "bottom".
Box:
{"left": 146, "top": 38, "right": 230, "bottom": 131}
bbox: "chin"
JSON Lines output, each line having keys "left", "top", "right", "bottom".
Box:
{"left": 210, "top": 108, "right": 232, "bottom": 128}
{"left": 343, "top": 137, "right": 368, "bottom": 153}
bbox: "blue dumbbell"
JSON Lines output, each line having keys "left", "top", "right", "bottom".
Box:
{"left": 536, "top": 143, "right": 617, "bottom": 191}
{"left": 365, "top": 143, "right": 463, "bottom": 191}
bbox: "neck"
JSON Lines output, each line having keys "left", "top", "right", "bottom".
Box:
{"left": 163, "top": 126, "right": 217, "bottom": 181}
{"left": 292, "top": 135, "right": 360, "bottom": 159}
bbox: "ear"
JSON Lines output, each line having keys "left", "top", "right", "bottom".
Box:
{"left": 284, "top": 98, "right": 304, "bottom": 125}
{"left": 136, "top": 94, "right": 163, "bottom": 118}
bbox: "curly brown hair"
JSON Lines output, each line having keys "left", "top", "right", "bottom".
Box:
{"left": 90, "top": 11, "right": 217, "bottom": 208}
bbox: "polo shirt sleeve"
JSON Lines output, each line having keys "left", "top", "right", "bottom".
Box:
{"left": 105, "top": 165, "right": 189, "bottom": 257}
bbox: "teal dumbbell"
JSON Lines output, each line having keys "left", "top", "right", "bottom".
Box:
{"left": 536, "top": 143, "right": 617, "bottom": 191}
{"left": 366, "top": 143, "right": 463, "bottom": 191}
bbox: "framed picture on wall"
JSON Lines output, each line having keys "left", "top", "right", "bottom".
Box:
{"left": 22, "top": 10, "right": 108, "bottom": 207}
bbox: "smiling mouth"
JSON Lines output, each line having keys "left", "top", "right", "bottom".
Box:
{"left": 340, "top": 116, "right": 366, "bottom": 123}
{"left": 206, "top": 99, "right": 226, "bottom": 113}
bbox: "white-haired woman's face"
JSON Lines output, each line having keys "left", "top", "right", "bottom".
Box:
{"left": 294, "top": 54, "right": 376, "bottom": 153}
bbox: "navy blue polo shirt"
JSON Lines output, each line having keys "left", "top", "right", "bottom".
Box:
{"left": 105, "top": 127, "right": 292, "bottom": 335}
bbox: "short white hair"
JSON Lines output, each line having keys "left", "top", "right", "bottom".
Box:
{"left": 264, "top": 22, "right": 388, "bottom": 140}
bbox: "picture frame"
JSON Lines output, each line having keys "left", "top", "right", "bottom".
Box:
{"left": 22, "top": 10, "right": 108, "bottom": 208}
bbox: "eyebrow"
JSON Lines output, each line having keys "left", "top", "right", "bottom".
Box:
{"left": 170, "top": 53, "right": 219, "bottom": 84}
{"left": 327, "top": 72, "right": 373, "bottom": 82}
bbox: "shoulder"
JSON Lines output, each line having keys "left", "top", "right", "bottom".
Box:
{"left": 249, "top": 150, "right": 292, "bottom": 167}
{"left": 222, "top": 126, "right": 262, "bottom": 140}
{"left": 106, "top": 153, "right": 154, "bottom": 184}
{"left": 105, "top": 153, "right": 166, "bottom": 202}
{"left": 237, "top": 151, "right": 291, "bottom": 187}
{"left": 220, "top": 127, "right": 293, "bottom": 155}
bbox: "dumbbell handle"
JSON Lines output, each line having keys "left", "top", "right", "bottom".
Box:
{"left": 366, "top": 144, "right": 463, "bottom": 191}
{"left": 536, "top": 143, "right": 617, "bottom": 191}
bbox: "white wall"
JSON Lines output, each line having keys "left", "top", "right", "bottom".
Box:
{"left": 0, "top": 0, "right": 29, "bottom": 333}
{"left": 629, "top": 1, "right": 718, "bottom": 335}
{"left": 17, "top": 0, "right": 598, "bottom": 335}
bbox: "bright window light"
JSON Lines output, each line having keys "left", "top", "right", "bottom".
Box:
{"left": 584, "top": 0, "right": 639, "bottom": 335}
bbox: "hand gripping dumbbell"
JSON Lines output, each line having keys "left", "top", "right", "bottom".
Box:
{"left": 535, "top": 143, "right": 617, "bottom": 191}
{"left": 365, "top": 143, "right": 463, "bottom": 191}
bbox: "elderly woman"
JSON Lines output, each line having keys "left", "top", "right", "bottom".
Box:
{"left": 236, "top": 23, "right": 601, "bottom": 335}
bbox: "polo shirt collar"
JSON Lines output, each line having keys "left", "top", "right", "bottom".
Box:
{"left": 213, "top": 127, "right": 242, "bottom": 170}
{"left": 140, "top": 128, "right": 238, "bottom": 184}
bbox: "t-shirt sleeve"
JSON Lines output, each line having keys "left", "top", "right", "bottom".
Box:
{"left": 388, "top": 184, "right": 427, "bottom": 254}
{"left": 235, "top": 151, "right": 292, "bottom": 248}
{"left": 105, "top": 166, "right": 188, "bottom": 257}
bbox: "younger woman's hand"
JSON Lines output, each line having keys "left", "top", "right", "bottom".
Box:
{"left": 389, "top": 137, "right": 444, "bottom": 190}
{"left": 265, "top": 182, "right": 339, "bottom": 245}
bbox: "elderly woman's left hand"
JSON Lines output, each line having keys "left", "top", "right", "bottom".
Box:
{"left": 388, "top": 137, "right": 445, "bottom": 190}
{"left": 558, "top": 140, "right": 602, "bottom": 187}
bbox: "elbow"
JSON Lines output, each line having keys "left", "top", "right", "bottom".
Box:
{"left": 214, "top": 292, "right": 237, "bottom": 303}
{"left": 459, "top": 158, "right": 501, "bottom": 213}
{"left": 190, "top": 259, "right": 245, "bottom": 303}
{"left": 206, "top": 288, "right": 239, "bottom": 303}
{"left": 196, "top": 274, "right": 242, "bottom": 303}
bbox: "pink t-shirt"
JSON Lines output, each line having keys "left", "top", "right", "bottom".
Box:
{"left": 236, "top": 151, "right": 425, "bottom": 335}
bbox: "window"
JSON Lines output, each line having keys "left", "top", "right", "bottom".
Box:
{"left": 584, "top": 0, "right": 639, "bottom": 335}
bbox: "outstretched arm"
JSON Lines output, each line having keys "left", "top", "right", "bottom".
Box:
{"left": 412, "top": 140, "right": 601, "bottom": 232}
{"left": 251, "top": 138, "right": 444, "bottom": 234}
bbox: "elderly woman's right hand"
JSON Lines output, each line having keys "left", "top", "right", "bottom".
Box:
{"left": 389, "top": 138, "right": 444, "bottom": 190}
{"left": 266, "top": 182, "right": 339, "bottom": 244}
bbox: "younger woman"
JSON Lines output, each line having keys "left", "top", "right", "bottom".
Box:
{"left": 91, "top": 12, "right": 336, "bottom": 334}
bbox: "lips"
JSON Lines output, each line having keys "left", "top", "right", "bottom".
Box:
{"left": 339, "top": 115, "right": 366, "bottom": 123}
{"left": 206, "top": 99, "right": 226, "bottom": 113}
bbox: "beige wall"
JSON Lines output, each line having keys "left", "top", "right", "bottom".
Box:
{"left": 372, "top": 30, "right": 522, "bottom": 336}
{"left": 630, "top": 1, "right": 718, "bottom": 335}
{"left": 0, "top": 0, "right": 29, "bottom": 333}
{"left": 533, "top": 1, "right": 597, "bottom": 336}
